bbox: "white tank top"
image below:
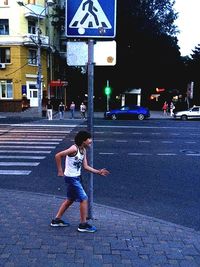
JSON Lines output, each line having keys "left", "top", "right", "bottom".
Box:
{"left": 64, "top": 146, "right": 85, "bottom": 177}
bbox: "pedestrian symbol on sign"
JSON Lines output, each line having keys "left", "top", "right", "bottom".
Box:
{"left": 69, "top": 0, "right": 112, "bottom": 35}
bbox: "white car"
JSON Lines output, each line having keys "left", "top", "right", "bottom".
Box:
{"left": 174, "top": 106, "right": 200, "bottom": 120}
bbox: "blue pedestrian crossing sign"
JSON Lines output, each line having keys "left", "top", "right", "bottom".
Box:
{"left": 66, "top": 0, "right": 117, "bottom": 38}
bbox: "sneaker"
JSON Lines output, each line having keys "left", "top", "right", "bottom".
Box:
{"left": 50, "top": 218, "right": 70, "bottom": 227}
{"left": 77, "top": 222, "right": 97, "bottom": 233}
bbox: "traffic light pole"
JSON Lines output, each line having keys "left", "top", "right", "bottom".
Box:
{"left": 87, "top": 39, "right": 94, "bottom": 219}
{"left": 106, "top": 80, "right": 110, "bottom": 111}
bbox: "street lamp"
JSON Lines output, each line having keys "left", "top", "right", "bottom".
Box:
{"left": 17, "top": 0, "right": 55, "bottom": 115}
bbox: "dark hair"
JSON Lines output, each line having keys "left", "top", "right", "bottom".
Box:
{"left": 75, "top": 131, "right": 91, "bottom": 146}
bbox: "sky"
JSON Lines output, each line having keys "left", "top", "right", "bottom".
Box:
{"left": 174, "top": 0, "right": 200, "bottom": 56}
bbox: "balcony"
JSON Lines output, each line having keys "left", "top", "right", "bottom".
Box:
{"left": 23, "top": 34, "right": 49, "bottom": 47}
{"left": 23, "top": 4, "right": 46, "bottom": 20}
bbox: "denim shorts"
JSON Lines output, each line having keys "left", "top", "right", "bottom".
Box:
{"left": 64, "top": 176, "right": 88, "bottom": 202}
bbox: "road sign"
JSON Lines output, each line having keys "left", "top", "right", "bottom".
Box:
{"left": 66, "top": 40, "right": 116, "bottom": 66}
{"left": 66, "top": 0, "right": 117, "bottom": 38}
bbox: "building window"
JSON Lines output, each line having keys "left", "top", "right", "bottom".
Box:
{"left": 0, "top": 0, "right": 8, "bottom": 5}
{"left": 28, "top": 20, "right": 36, "bottom": 34}
{"left": 28, "top": 49, "right": 37, "bottom": 65}
{"left": 0, "top": 80, "right": 13, "bottom": 99}
{"left": 0, "top": 47, "right": 10, "bottom": 63}
{"left": 0, "top": 19, "right": 9, "bottom": 35}
{"left": 28, "top": 0, "right": 35, "bottom": 4}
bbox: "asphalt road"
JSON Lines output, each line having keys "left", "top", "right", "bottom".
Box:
{"left": 0, "top": 118, "right": 200, "bottom": 231}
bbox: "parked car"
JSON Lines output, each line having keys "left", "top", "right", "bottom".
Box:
{"left": 173, "top": 106, "right": 200, "bottom": 120}
{"left": 104, "top": 105, "right": 150, "bottom": 120}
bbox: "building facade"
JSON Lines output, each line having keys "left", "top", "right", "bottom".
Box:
{"left": 0, "top": 0, "right": 58, "bottom": 111}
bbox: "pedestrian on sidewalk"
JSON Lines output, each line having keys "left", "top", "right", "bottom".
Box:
{"left": 46, "top": 100, "right": 53, "bottom": 120}
{"left": 69, "top": 101, "right": 75, "bottom": 119}
{"left": 162, "top": 101, "right": 168, "bottom": 116}
{"left": 80, "top": 102, "right": 87, "bottom": 119}
{"left": 59, "top": 102, "right": 65, "bottom": 119}
{"left": 51, "top": 130, "right": 110, "bottom": 233}
{"left": 169, "top": 101, "right": 175, "bottom": 116}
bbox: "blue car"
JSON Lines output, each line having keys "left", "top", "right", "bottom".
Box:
{"left": 104, "top": 105, "right": 150, "bottom": 120}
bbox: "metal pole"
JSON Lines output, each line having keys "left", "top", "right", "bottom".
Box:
{"left": 106, "top": 80, "right": 110, "bottom": 111}
{"left": 37, "top": 17, "right": 42, "bottom": 115}
{"left": 87, "top": 39, "right": 94, "bottom": 219}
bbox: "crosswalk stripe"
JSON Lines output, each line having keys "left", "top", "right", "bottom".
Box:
{"left": 0, "top": 138, "right": 63, "bottom": 141}
{"left": 0, "top": 145, "right": 55, "bottom": 149}
{"left": 0, "top": 150, "right": 51, "bottom": 154}
{"left": 0, "top": 141, "right": 59, "bottom": 145}
{"left": 0, "top": 156, "right": 45, "bottom": 159}
{"left": 0, "top": 162, "right": 40, "bottom": 166}
{"left": 0, "top": 170, "right": 31, "bottom": 175}
{"left": 9, "top": 130, "right": 70, "bottom": 133}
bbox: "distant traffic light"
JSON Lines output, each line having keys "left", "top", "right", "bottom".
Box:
{"left": 104, "top": 86, "right": 111, "bottom": 96}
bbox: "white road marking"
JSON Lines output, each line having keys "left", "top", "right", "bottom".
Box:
{"left": 161, "top": 141, "right": 173, "bottom": 143}
{"left": 99, "top": 152, "right": 114, "bottom": 155}
{"left": 0, "top": 137, "right": 63, "bottom": 141}
{"left": 157, "top": 153, "right": 177, "bottom": 156}
{"left": 186, "top": 154, "right": 200, "bottom": 156}
{"left": 9, "top": 129, "right": 70, "bottom": 133}
{"left": 128, "top": 153, "right": 152, "bottom": 155}
{"left": 0, "top": 156, "right": 45, "bottom": 159}
{"left": 0, "top": 150, "right": 51, "bottom": 154}
{"left": 0, "top": 125, "right": 71, "bottom": 176}
{"left": 0, "top": 170, "right": 31, "bottom": 175}
{"left": 0, "top": 145, "right": 55, "bottom": 149}
{"left": 0, "top": 141, "right": 59, "bottom": 145}
{"left": 0, "top": 162, "right": 40, "bottom": 166}
{"left": 139, "top": 140, "right": 151, "bottom": 143}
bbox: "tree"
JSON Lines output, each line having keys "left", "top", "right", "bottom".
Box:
{"left": 186, "top": 45, "right": 200, "bottom": 104}
{"left": 107, "top": 0, "right": 182, "bottom": 101}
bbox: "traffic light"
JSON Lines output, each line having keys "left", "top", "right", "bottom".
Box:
{"left": 104, "top": 86, "right": 111, "bottom": 96}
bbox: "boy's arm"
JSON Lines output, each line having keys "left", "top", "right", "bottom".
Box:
{"left": 82, "top": 154, "right": 110, "bottom": 176}
{"left": 55, "top": 151, "right": 64, "bottom": 176}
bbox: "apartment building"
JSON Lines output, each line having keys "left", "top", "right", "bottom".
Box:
{"left": 0, "top": 0, "right": 59, "bottom": 111}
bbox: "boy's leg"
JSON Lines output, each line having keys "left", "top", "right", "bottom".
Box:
{"left": 78, "top": 200, "right": 97, "bottom": 233}
{"left": 51, "top": 199, "right": 73, "bottom": 227}
{"left": 55, "top": 199, "right": 73, "bottom": 218}
{"left": 80, "top": 199, "right": 88, "bottom": 223}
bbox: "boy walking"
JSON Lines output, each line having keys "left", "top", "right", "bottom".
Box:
{"left": 51, "top": 130, "right": 109, "bottom": 232}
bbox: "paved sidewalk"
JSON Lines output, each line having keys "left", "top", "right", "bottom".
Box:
{"left": 0, "top": 188, "right": 200, "bottom": 267}
{"left": 0, "top": 109, "right": 173, "bottom": 120}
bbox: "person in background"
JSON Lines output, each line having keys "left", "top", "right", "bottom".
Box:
{"left": 170, "top": 102, "right": 175, "bottom": 116}
{"left": 162, "top": 101, "right": 168, "bottom": 116}
{"left": 80, "top": 102, "right": 87, "bottom": 119}
{"left": 46, "top": 100, "right": 53, "bottom": 120}
{"left": 69, "top": 101, "right": 75, "bottom": 119}
{"left": 59, "top": 102, "right": 65, "bottom": 119}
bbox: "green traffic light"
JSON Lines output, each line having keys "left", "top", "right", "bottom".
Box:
{"left": 104, "top": 86, "right": 111, "bottom": 96}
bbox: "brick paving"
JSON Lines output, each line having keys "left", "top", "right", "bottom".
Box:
{"left": 0, "top": 189, "right": 200, "bottom": 267}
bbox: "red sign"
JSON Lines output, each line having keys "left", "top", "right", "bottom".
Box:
{"left": 49, "top": 80, "right": 68, "bottom": 87}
